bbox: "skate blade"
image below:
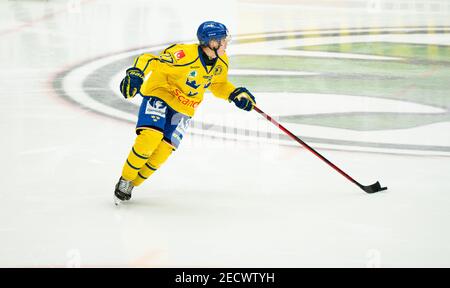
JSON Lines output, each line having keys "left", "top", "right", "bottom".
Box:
{"left": 114, "top": 195, "right": 124, "bottom": 206}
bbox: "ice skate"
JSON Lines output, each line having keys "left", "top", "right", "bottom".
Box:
{"left": 114, "top": 177, "right": 134, "bottom": 205}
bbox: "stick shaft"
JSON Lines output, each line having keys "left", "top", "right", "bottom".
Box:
{"left": 253, "top": 106, "right": 361, "bottom": 187}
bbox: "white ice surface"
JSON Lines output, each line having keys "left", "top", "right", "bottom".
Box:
{"left": 1, "top": 0, "right": 450, "bottom": 267}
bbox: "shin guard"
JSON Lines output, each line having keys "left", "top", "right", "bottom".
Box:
{"left": 132, "top": 140, "right": 174, "bottom": 186}
{"left": 121, "top": 129, "right": 163, "bottom": 181}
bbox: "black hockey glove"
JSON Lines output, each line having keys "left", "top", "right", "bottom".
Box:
{"left": 229, "top": 87, "right": 256, "bottom": 111}
{"left": 120, "top": 67, "right": 145, "bottom": 99}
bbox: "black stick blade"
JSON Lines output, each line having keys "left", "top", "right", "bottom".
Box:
{"left": 360, "top": 181, "right": 388, "bottom": 194}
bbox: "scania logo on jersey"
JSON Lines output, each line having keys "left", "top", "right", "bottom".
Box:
{"left": 169, "top": 88, "right": 201, "bottom": 108}
{"left": 173, "top": 50, "right": 185, "bottom": 60}
{"left": 177, "top": 95, "right": 200, "bottom": 108}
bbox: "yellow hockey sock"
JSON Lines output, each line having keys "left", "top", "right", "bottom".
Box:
{"left": 121, "top": 129, "right": 163, "bottom": 181}
{"left": 132, "top": 140, "right": 174, "bottom": 186}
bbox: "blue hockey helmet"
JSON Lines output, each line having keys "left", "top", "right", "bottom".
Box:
{"left": 197, "top": 21, "right": 230, "bottom": 46}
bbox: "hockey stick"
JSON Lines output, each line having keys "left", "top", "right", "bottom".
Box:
{"left": 253, "top": 106, "right": 387, "bottom": 194}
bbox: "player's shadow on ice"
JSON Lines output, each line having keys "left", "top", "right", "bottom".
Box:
{"left": 108, "top": 192, "right": 203, "bottom": 212}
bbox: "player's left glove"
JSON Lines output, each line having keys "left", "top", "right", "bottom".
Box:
{"left": 228, "top": 87, "right": 256, "bottom": 111}
{"left": 120, "top": 67, "right": 145, "bottom": 99}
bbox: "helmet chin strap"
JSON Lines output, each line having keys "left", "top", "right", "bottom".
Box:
{"left": 206, "top": 42, "right": 220, "bottom": 59}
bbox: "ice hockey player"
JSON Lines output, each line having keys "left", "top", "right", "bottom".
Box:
{"left": 114, "top": 21, "right": 256, "bottom": 204}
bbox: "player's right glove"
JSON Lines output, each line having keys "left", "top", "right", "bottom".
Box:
{"left": 228, "top": 87, "right": 256, "bottom": 111}
{"left": 120, "top": 67, "right": 145, "bottom": 99}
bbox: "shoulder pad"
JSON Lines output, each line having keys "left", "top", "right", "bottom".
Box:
{"left": 160, "top": 44, "right": 198, "bottom": 65}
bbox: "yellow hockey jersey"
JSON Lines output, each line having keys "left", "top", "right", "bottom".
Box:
{"left": 133, "top": 43, "right": 236, "bottom": 117}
